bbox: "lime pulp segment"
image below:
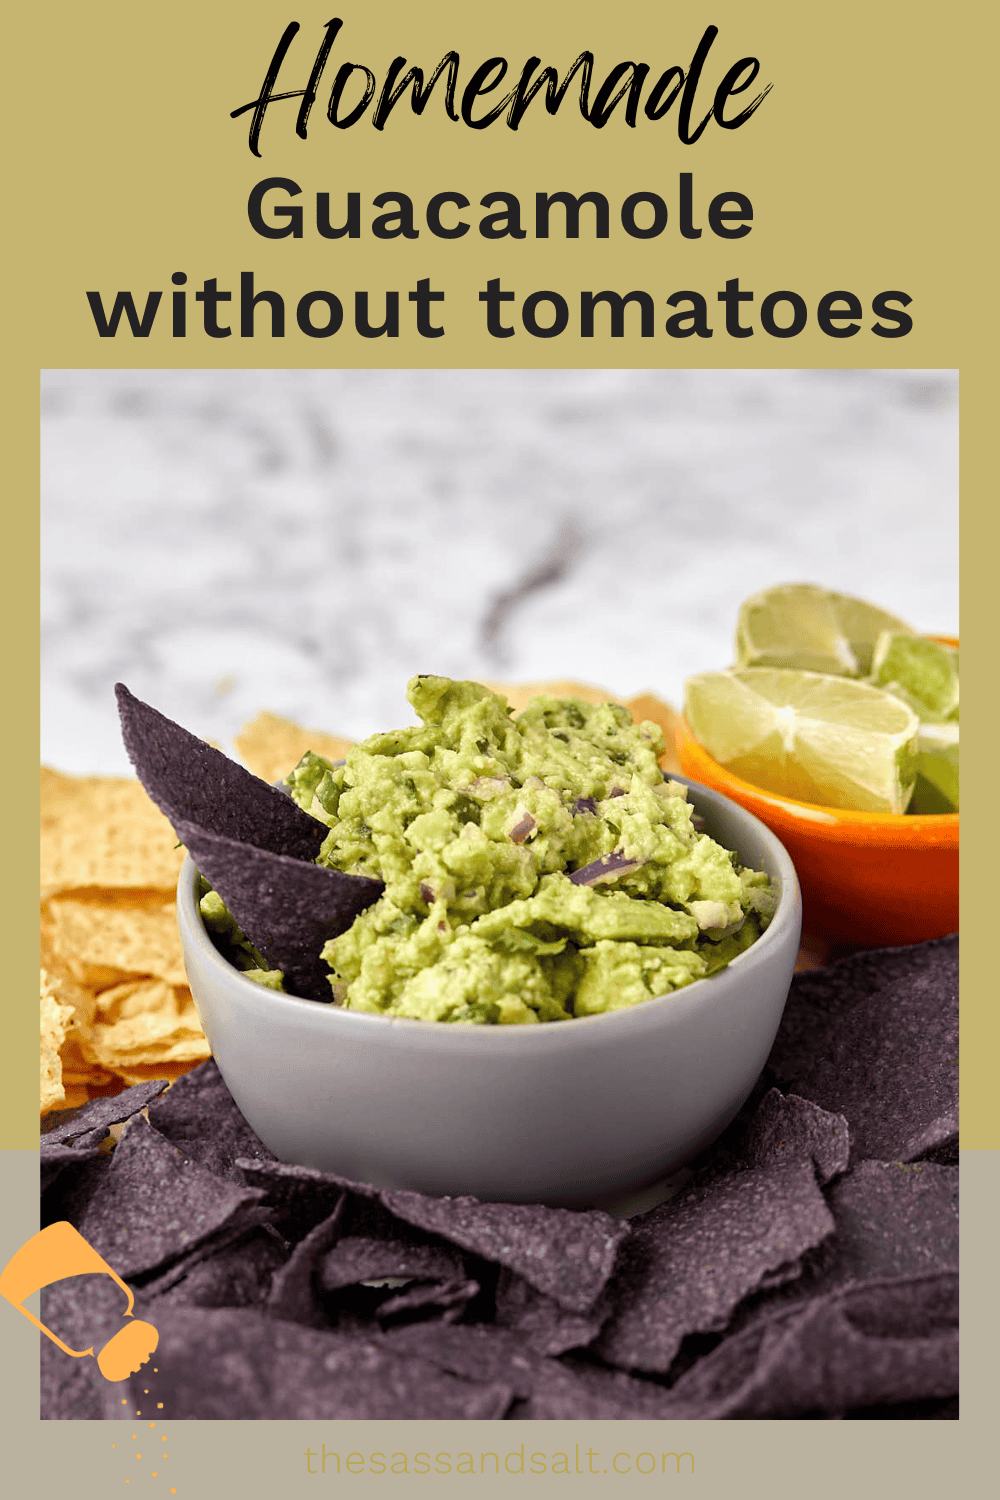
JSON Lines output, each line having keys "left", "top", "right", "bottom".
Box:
{"left": 735, "top": 583, "right": 915, "bottom": 678}
{"left": 871, "top": 631, "right": 959, "bottom": 722}
{"left": 684, "top": 667, "right": 920, "bottom": 814}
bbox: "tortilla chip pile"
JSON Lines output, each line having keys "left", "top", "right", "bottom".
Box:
{"left": 40, "top": 768, "right": 210, "bottom": 1113}
{"left": 233, "top": 710, "right": 355, "bottom": 790}
{"left": 39, "top": 935, "right": 957, "bottom": 1420}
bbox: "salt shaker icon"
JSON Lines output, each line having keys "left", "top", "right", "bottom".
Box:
{"left": 0, "top": 1221, "right": 158, "bottom": 1380}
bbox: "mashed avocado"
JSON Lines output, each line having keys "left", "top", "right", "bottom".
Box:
{"left": 274, "top": 676, "right": 774, "bottom": 1023}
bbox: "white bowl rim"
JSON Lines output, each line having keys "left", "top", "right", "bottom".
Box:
{"left": 176, "top": 773, "right": 801, "bottom": 1044}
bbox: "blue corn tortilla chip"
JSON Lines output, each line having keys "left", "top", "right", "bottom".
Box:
{"left": 713, "top": 1161, "right": 958, "bottom": 1339}
{"left": 71, "top": 1114, "right": 265, "bottom": 1278}
{"left": 146, "top": 1059, "right": 275, "bottom": 1181}
{"left": 176, "top": 820, "right": 381, "bottom": 1001}
{"left": 41, "top": 1154, "right": 112, "bottom": 1234}
{"left": 319, "top": 1235, "right": 466, "bottom": 1294}
{"left": 243, "top": 1160, "right": 626, "bottom": 1315}
{"left": 493, "top": 1270, "right": 612, "bottom": 1357}
{"left": 376, "top": 1322, "right": 545, "bottom": 1400}
{"left": 41, "top": 1077, "right": 171, "bottom": 1151}
{"left": 849, "top": 1396, "right": 959, "bottom": 1419}
{"left": 136, "top": 1206, "right": 279, "bottom": 1297}
{"left": 661, "top": 1271, "right": 958, "bottom": 1418}
{"left": 267, "top": 1198, "right": 348, "bottom": 1328}
{"left": 318, "top": 1228, "right": 476, "bottom": 1331}
{"left": 377, "top": 1323, "right": 677, "bottom": 1419}
{"left": 235, "top": 1157, "right": 390, "bottom": 1252}
{"left": 823, "top": 1161, "right": 958, "bottom": 1285}
{"left": 237, "top": 1157, "right": 378, "bottom": 1239}
{"left": 40, "top": 1142, "right": 104, "bottom": 1196}
{"left": 766, "top": 935, "right": 958, "bottom": 1163}
{"left": 36, "top": 972, "right": 959, "bottom": 1420}
{"left": 376, "top": 1278, "right": 480, "bottom": 1325}
{"left": 752, "top": 1257, "right": 807, "bottom": 1294}
{"left": 237, "top": 1155, "right": 378, "bottom": 1201}
{"left": 41, "top": 1077, "right": 174, "bottom": 1192}
{"left": 379, "top": 1188, "right": 629, "bottom": 1314}
{"left": 41, "top": 1272, "right": 138, "bottom": 1419}
{"left": 115, "top": 683, "right": 328, "bottom": 861}
{"left": 741, "top": 1088, "right": 850, "bottom": 1184}
{"left": 142, "top": 1227, "right": 289, "bottom": 1311}
{"left": 513, "top": 1356, "right": 685, "bottom": 1420}
{"left": 593, "top": 1160, "right": 835, "bottom": 1373}
{"left": 102, "top": 1304, "right": 514, "bottom": 1419}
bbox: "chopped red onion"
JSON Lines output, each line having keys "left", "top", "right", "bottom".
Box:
{"left": 568, "top": 851, "right": 644, "bottom": 886}
{"left": 508, "top": 812, "right": 537, "bottom": 845}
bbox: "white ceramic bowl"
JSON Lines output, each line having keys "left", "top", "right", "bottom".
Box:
{"left": 177, "top": 775, "right": 801, "bottom": 1208}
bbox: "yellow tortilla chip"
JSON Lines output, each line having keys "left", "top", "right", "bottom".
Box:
{"left": 234, "top": 710, "right": 354, "bottom": 785}
{"left": 59, "top": 1070, "right": 111, "bottom": 1089}
{"left": 93, "top": 976, "right": 174, "bottom": 1023}
{"left": 57, "top": 1022, "right": 114, "bottom": 1088}
{"left": 43, "top": 892, "right": 186, "bottom": 989}
{"left": 45, "top": 1084, "right": 91, "bottom": 1113}
{"left": 83, "top": 980, "right": 210, "bottom": 1069}
{"left": 40, "top": 971, "right": 75, "bottom": 1115}
{"left": 41, "top": 767, "right": 185, "bottom": 899}
{"left": 107, "top": 1059, "right": 205, "bottom": 1087}
{"left": 38, "top": 935, "right": 99, "bottom": 1027}
{"left": 38, "top": 957, "right": 111, "bottom": 1090}
{"left": 41, "top": 767, "right": 206, "bottom": 1099}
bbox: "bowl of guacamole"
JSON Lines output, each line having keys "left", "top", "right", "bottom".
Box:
{"left": 203, "top": 677, "right": 779, "bottom": 1021}
{"left": 177, "top": 679, "right": 802, "bottom": 1205}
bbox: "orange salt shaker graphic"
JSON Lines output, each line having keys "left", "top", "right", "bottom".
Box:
{"left": 0, "top": 1221, "right": 158, "bottom": 1380}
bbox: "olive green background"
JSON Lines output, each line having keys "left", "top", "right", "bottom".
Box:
{"left": 5, "top": 0, "right": 990, "bottom": 1490}
{"left": 6, "top": 0, "right": 976, "bottom": 368}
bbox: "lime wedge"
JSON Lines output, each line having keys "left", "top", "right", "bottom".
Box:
{"left": 684, "top": 668, "right": 920, "bottom": 813}
{"left": 871, "top": 631, "right": 959, "bottom": 722}
{"left": 735, "top": 584, "right": 915, "bottom": 677}
{"left": 909, "top": 721, "right": 959, "bottom": 813}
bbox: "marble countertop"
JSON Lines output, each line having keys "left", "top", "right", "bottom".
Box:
{"left": 41, "top": 368, "right": 958, "bottom": 774}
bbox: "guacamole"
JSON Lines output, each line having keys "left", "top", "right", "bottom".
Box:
{"left": 258, "top": 676, "right": 774, "bottom": 1023}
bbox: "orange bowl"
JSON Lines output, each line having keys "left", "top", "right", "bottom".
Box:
{"left": 674, "top": 641, "right": 958, "bottom": 948}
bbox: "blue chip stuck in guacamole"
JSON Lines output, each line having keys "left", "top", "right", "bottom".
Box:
{"left": 201, "top": 676, "right": 775, "bottom": 1023}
